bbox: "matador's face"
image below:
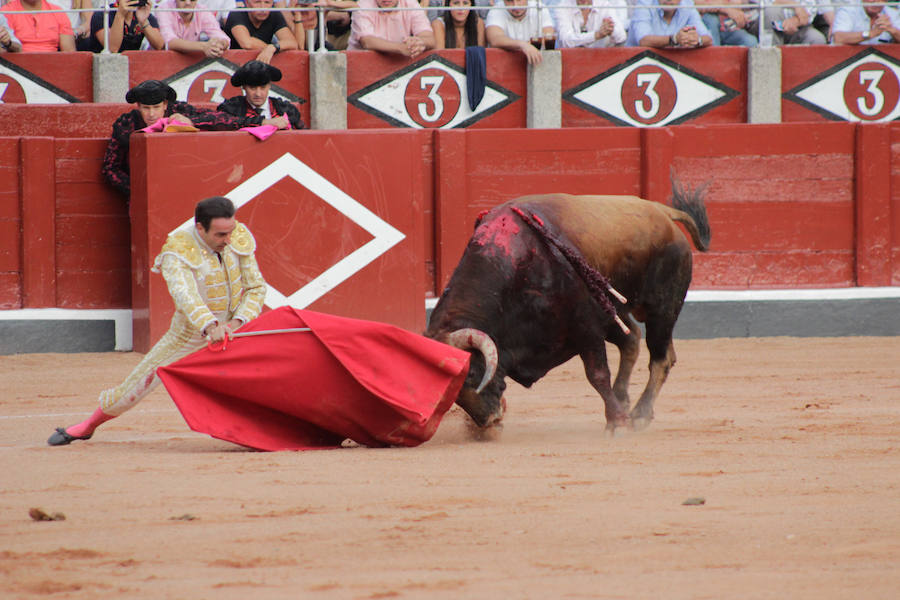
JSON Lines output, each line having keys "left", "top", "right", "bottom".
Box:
{"left": 197, "top": 217, "right": 236, "bottom": 253}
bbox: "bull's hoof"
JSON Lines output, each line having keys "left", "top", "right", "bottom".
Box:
{"left": 603, "top": 424, "right": 625, "bottom": 439}
{"left": 603, "top": 413, "right": 631, "bottom": 437}
{"left": 630, "top": 416, "right": 653, "bottom": 431}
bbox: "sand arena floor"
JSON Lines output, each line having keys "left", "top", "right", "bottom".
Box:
{"left": 2, "top": 336, "right": 899, "bottom": 599}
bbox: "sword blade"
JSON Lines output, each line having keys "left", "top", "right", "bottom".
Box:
{"left": 230, "top": 327, "right": 312, "bottom": 338}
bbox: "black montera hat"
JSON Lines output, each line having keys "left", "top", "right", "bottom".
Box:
{"left": 125, "top": 80, "right": 177, "bottom": 105}
{"left": 230, "top": 60, "right": 283, "bottom": 87}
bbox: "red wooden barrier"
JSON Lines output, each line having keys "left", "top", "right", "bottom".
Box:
{"left": 0, "top": 136, "right": 129, "bottom": 310}
{"left": 20, "top": 137, "right": 56, "bottom": 307}
{"left": 0, "top": 104, "right": 131, "bottom": 138}
{"left": 128, "top": 129, "right": 430, "bottom": 352}
{"left": 0, "top": 138, "right": 20, "bottom": 307}
{"left": 1, "top": 123, "right": 896, "bottom": 324}
{"left": 0, "top": 52, "right": 92, "bottom": 103}
{"left": 432, "top": 123, "right": 883, "bottom": 292}
{"left": 892, "top": 126, "right": 900, "bottom": 285}
{"left": 855, "top": 123, "right": 892, "bottom": 285}
{"left": 562, "top": 47, "right": 747, "bottom": 128}
{"left": 669, "top": 123, "right": 857, "bottom": 288}
{"left": 54, "top": 138, "right": 131, "bottom": 308}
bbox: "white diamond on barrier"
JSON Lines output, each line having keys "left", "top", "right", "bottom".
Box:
{"left": 564, "top": 52, "right": 737, "bottom": 128}
{"left": 348, "top": 55, "right": 518, "bottom": 129}
{"left": 170, "top": 152, "right": 406, "bottom": 309}
{"left": 791, "top": 52, "right": 900, "bottom": 122}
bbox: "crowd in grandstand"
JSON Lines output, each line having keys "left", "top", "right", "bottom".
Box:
{"left": 1, "top": 0, "right": 898, "bottom": 55}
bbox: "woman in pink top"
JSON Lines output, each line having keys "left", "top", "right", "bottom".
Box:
{"left": 1, "top": 0, "right": 75, "bottom": 51}
{"left": 348, "top": 0, "right": 434, "bottom": 57}
{"left": 157, "top": 0, "right": 230, "bottom": 57}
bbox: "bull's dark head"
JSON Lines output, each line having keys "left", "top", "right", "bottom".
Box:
{"left": 440, "top": 329, "right": 504, "bottom": 428}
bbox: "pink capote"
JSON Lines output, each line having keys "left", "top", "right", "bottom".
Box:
{"left": 140, "top": 118, "right": 200, "bottom": 133}
{"left": 157, "top": 307, "right": 471, "bottom": 451}
{"left": 239, "top": 124, "right": 279, "bottom": 141}
{"left": 240, "top": 115, "right": 292, "bottom": 141}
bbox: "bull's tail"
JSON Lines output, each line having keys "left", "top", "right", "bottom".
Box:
{"left": 666, "top": 172, "right": 711, "bottom": 252}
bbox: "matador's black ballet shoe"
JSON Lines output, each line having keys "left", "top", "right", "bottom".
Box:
{"left": 47, "top": 427, "right": 92, "bottom": 446}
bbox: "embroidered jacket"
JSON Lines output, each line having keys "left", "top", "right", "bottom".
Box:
{"left": 152, "top": 222, "right": 267, "bottom": 335}
{"left": 217, "top": 95, "right": 306, "bottom": 131}
{"left": 101, "top": 101, "right": 243, "bottom": 198}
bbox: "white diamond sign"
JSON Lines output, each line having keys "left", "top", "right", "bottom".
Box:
{"left": 170, "top": 152, "right": 406, "bottom": 309}
{"left": 0, "top": 59, "right": 80, "bottom": 104}
{"left": 785, "top": 47, "right": 900, "bottom": 122}
{"left": 348, "top": 54, "right": 518, "bottom": 128}
{"left": 563, "top": 51, "right": 737, "bottom": 127}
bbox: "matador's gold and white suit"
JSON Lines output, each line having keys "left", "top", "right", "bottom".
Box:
{"left": 98, "top": 222, "right": 267, "bottom": 417}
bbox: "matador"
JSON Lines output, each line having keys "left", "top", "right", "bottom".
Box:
{"left": 48, "top": 196, "right": 267, "bottom": 446}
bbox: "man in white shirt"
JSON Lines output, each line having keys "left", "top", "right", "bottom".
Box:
{"left": 555, "top": 0, "right": 626, "bottom": 48}
{"left": 202, "top": 0, "right": 236, "bottom": 26}
{"left": 832, "top": 0, "right": 900, "bottom": 44}
{"left": 485, "top": 0, "right": 555, "bottom": 65}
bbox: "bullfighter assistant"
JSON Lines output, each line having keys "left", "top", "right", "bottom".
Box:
{"left": 48, "top": 197, "right": 267, "bottom": 446}
{"left": 217, "top": 60, "right": 305, "bottom": 130}
{"left": 102, "top": 80, "right": 244, "bottom": 198}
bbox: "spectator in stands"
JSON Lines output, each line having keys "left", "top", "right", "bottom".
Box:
{"left": 432, "top": 0, "right": 485, "bottom": 48}
{"left": 224, "top": 0, "right": 298, "bottom": 63}
{"left": 348, "top": 0, "right": 434, "bottom": 56}
{"left": 832, "top": 0, "right": 900, "bottom": 44}
{"left": 52, "top": 0, "right": 92, "bottom": 48}
{"left": 102, "top": 80, "right": 243, "bottom": 199}
{"left": 203, "top": 0, "right": 236, "bottom": 27}
{"left": 812, "top": 0, "right": 840, "bottom": 40}
{"left": 88, "top": 0, "right": 165, "bottom": 52}
{"left": 626, "top": 0, "right": 712, "bottom": 48}
{"left": 0, "top": 13, "right": 23, "bottom": 51}
{"left": 157, "top": 0, "right": 230, "bottom": 56}
{"left": 763, "top": 0, "right": 825, "bottom": 44}
{"left": 321, "top": 0, "right": 356, "bottom": 50}
{"left": 424, "top": 0, "right": 491, "bottom": 22}
{"left": 484, "top": 0, "right": 555, "bottom": 65}
{"left": 555, "top": 0, "right": 626, "bottom": 48}
{"left": 218, "top": 60, "right": 305, "bottom": 129}
{"left": 286, "top": 0, "right": 331, "bottom": 50}
{"left": 696, "top": 0, "right": 757, "bottom": 46}
{"left": 1, "top": 0, "right": 76, "bottom": 51}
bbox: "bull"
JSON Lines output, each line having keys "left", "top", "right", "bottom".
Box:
{"left": 426, "top": 180, "right": 711, "bottom": 432}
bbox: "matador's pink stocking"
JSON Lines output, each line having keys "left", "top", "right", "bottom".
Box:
{"left": 65, "top": 408, "right": 115, "bottom": 438}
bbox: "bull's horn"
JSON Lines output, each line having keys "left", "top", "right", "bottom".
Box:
{"left": 445, "top": 329, "right": 498, "bottom": 394}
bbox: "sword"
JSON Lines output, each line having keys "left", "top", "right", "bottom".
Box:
{"left": 207, "top": 327, "right": 312, "bottom": 351}
{"left": 231, "top": 327, "right": 311, "bottom": 338}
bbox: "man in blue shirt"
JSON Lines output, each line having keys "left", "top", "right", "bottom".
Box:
{"left": 627, "top": 0, "right": 712, "bottom": 48}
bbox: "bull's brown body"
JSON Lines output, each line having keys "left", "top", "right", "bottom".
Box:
{"left": 426, "top": 189, "right": 710, "bottom": 432}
